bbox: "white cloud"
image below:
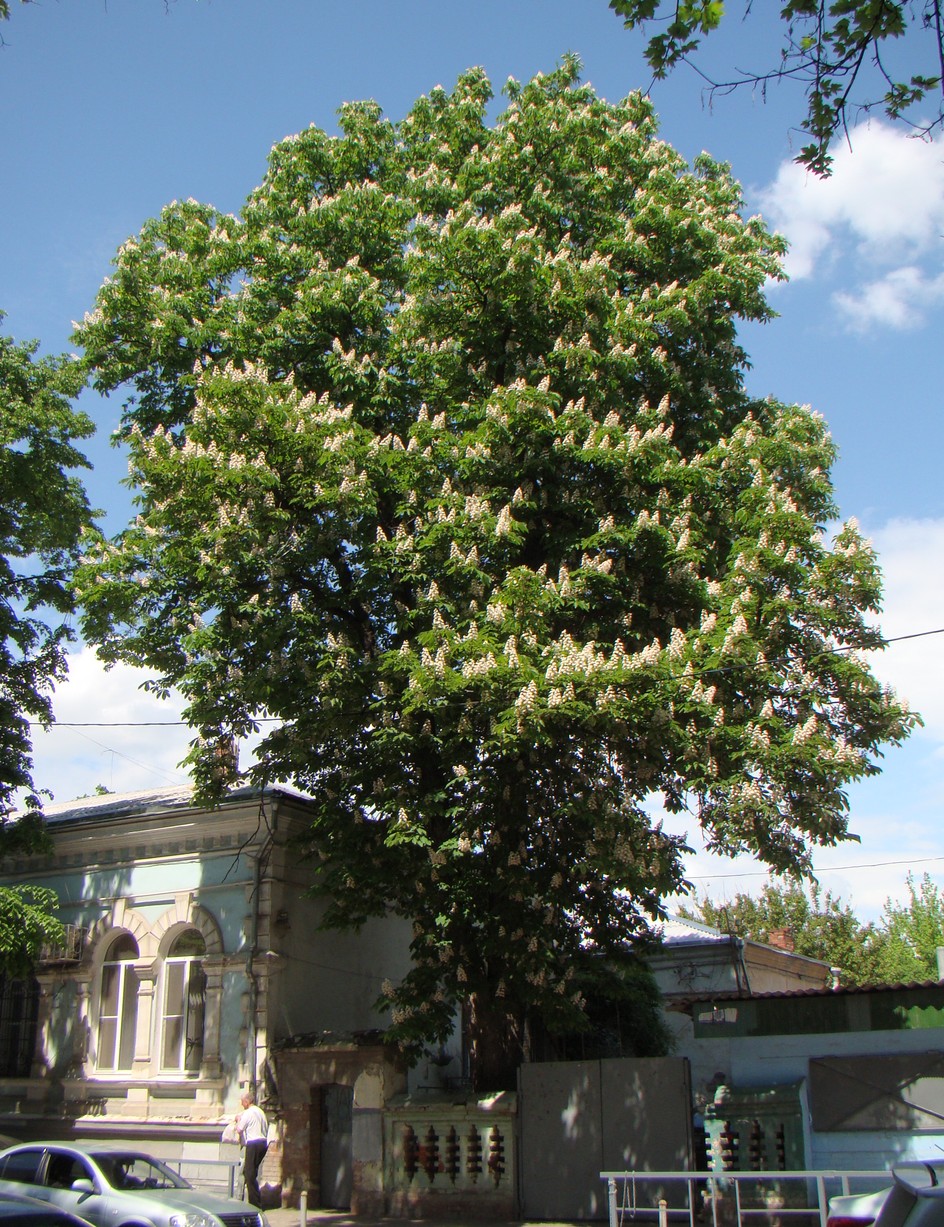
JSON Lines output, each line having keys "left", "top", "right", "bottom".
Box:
{"left": 865, "top": 516, "right": 944, "bottom": 739}
{"left": 27, "top": 647, "right": 192, "bottom": 804}
{"left": 755, "top": 122, "right": 944, "bottom": 329}
{"left": 834, "top": 265, "right": 944, "bottom": 330}
{"left": 25, "top": 647, "right": 273, "bottom": 806}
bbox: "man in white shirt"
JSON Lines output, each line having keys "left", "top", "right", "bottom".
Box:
{"left": 236, "top": 1091, "right": 269, "bottom": 1207}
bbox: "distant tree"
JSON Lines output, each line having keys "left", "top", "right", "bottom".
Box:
{"left": 75, "top": 784, "right": 115, "bottom": 799}
{"left": 0, "top": 316, "right": 91, "bottom": 977}
{"left": 0, "top": 315, "right": 94, "bottom": 820}
{"left": 75, "top": 60, "right": 914, "bottom": 1090}
{"left": 679, "top": 880, "right": 885, "bottom": 984}
{"left": 877, "top": 872, "right": 944, "bottom": 981}
{"left": 609, "top": 1, "right": 944, "bottom": 175}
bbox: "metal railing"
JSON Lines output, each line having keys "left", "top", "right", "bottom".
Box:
{"left": 602, "top": 1170, "right": 891, "bottom": 1227}
{"left": 166, "top": 1156, "right": 244, "bottom": 1199}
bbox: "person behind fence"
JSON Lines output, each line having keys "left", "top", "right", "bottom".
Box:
{"left": 236, "top": 1091, "right": 268, "bottom": 1207}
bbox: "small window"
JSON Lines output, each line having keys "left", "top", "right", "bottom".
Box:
{"left": 0, "top": 1148, "right": 44, "bottom": 1185}
{"left": 98, "top": 933, "right": 140, "bottom": 1071}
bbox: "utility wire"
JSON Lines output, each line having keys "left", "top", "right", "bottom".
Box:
{"left": 688, "top": 853, "right": 944, "bottom": 881}
{"left": 49, "top": 722, "right": 188, "bottom": 787}
{"left": 23, "top": 627, "right": 944, "bottom": 887}
{"left": 28, "top": 623, "right": 944, "bottom": 729}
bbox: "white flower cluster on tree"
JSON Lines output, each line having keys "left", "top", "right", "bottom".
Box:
{"left": 74, "top": 58, "right": 915, "bottom": 1090}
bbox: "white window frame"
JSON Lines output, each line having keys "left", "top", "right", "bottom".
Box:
{"left": 158, "top": 932, "right": 207, "bottom": 1074}
{"left": 97, "top": 936, "right": 139, "bottom": 1072}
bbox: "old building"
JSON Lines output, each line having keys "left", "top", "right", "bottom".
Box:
{"left": 0, "top": 784, "right": 423, "bottom": 1211}
{"left": 2, "top": 785, "right": 866, "bottom": 1219}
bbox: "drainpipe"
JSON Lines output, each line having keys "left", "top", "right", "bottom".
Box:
{"left": 246, "top": 847, "right": 262, "bottom": 1093}
{"left": 734, "top": 937, "right": 751, "bottom": 996}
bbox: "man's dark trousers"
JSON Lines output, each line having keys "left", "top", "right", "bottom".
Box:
{"left": 244, "top": 1139, "right": 268, "bottom": 1207}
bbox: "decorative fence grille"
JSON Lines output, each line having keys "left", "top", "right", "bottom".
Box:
{"left": 384, "top": 1094, "right": 516, "bottom": 1216}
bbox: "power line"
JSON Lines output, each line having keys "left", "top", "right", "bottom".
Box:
{"left": 871, "top": 627, "right": 944, "bottom": 646}
{"left": 26, "top": 725, "right": 944, "bottom": 888}
{"left": 28, "top": 624, "right": 944, "bottom": 729}
{"left": 688, "top": 854, "right": 944, "bottom": 881}
{"left": 54, "top": 723, "right": 188, "bottom": 787}
{"left": 31, "top": 719, "right": 210, "bottom": 728}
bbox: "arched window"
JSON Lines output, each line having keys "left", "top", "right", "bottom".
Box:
{"left": 160, "top": 930, "right": 206, "bottom": 1073}
{"left": 98, "top": 933, "right": 139, "bottom": 1071}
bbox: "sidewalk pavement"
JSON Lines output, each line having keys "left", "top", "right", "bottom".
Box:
{"left": 263, "top": 1209, "right": 585, "bottom": 1227}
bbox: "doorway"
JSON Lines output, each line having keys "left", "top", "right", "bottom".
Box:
{"left": 313, "top": 1082, "right": 353, "bottom": 1209}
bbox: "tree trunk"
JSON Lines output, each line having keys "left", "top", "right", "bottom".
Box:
{"left": 467, "top": 992, "right": 524, "bottom": 1092}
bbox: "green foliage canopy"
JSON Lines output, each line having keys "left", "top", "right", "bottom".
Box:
{"left": 0, "top": 318, "right": 89, "bottom": 975}
{"left": 609, "top": 1, "right": 944, "bottom": 175}
{"left": 680, "top": 880, "right": 886, "bottom": 985}
{"left": 0, "top": 317, "right": 93, "bottom": 817}
{"left": 0, "top": 1, "right": 31, "bottom": 27}
{"left": 75, "top": 60, "right": 914, "bottom": 1085}
{"left": 0, "top": 883, "right": 63, "bottom": 978}
{"left": 682, "top": 872, "right": 944, "bottom": 987}
{"left": 878, "top": 872, "right": 944, "bottom": 982}
{"left": 535, "top": 947, "right": 675, "bottom": 1060}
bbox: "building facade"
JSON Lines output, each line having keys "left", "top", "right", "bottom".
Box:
{"left": 676, "top": 979, "right": 944, "bottom": 1171}
{"left": 0, "top": 785, "right": 425, "bottom": 1210}
{"left": 3, "top": 786, "right": 876, "bottom": 1218}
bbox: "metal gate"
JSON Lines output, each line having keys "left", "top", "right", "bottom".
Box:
{"left": 319, "top": 1083, "right": 353, "bottom": 1209}
{"left": 519, "top": 1057, "right": 694, "bottom": 1220}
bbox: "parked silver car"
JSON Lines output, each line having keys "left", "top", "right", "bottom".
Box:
{"left": 828, "top": 1162, "right": 944, "bottom": 1227}
{"left": 0, "top": 1143, "right": 266, "bottom": 1227}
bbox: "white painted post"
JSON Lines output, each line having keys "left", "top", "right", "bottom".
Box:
{"left": 659, "top": 1198, "right": 668, "bottom": 1227}
{"left": 300, "top": 1189, "right": 307, "bottom": 1227}
{"left": 607, "top": 1177, "right": 618, "bottom": 1227}
{"left": 816, "top": 1174, "right": 828, "bottom": 1227}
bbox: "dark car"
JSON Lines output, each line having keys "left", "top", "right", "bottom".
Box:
{"left": 0, "top": 1190, "right": 90, "bottom": 1225}
{"left": 0, "top": 1143, "right": 266, "bottom": 1227}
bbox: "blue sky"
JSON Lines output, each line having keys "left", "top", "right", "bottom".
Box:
{"left": 3, "top": 0, "right": 942, "bottom": 920}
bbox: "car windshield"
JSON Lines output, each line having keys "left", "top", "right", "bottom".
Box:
{"left": 90, "top": 1153, "right": 191, "bottom": 1192}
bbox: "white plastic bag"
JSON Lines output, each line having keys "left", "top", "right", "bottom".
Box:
{"left": 221, "top": 1121, "right": 240, "bottom": 1145}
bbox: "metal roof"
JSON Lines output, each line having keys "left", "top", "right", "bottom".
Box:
{"left": 683, "top": 978, "right": 944, "bottom": 1004}
{"left": 655, "top": 915, "right": 734, "bottom": 946}
{"left": 32, "top": 781, "right": 315, "bottom": 825}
